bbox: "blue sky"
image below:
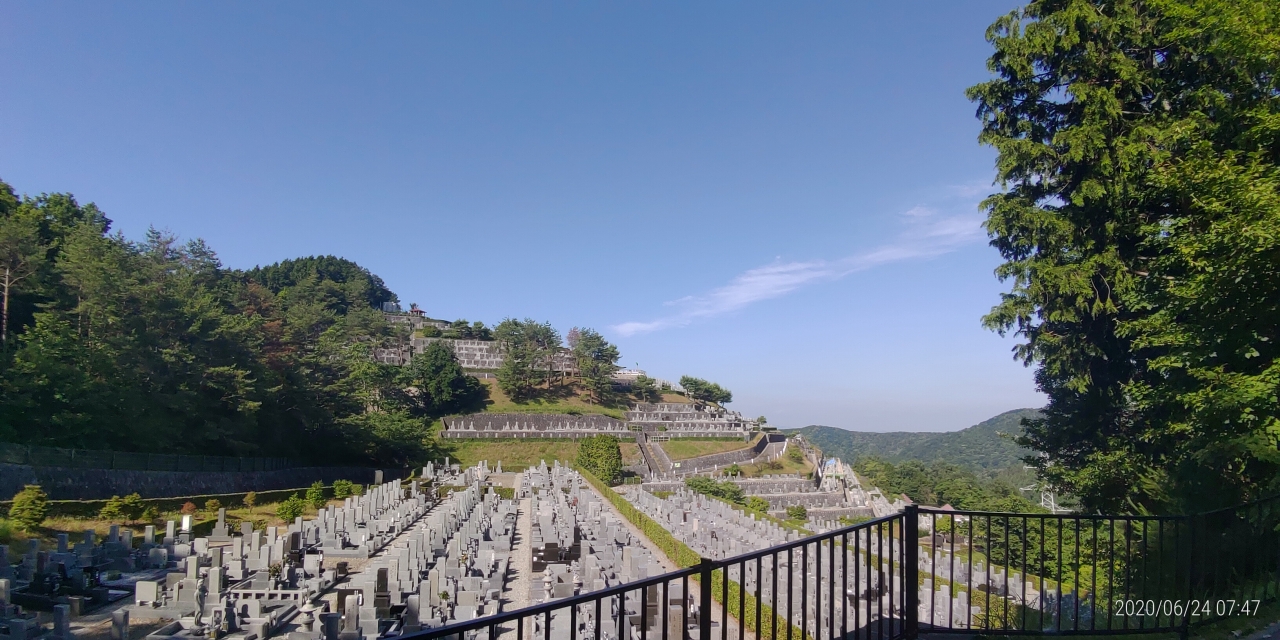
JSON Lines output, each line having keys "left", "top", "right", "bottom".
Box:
{"left": 0, "top": 1, "right": 1043, "bottom": 432}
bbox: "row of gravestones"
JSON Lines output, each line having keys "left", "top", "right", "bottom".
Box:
{"left": 0, "top": 523, "right": 155, "bottom": 640}
{"left": 626, "top": 487, "right": 801, "bottom": 560}
{"left": 626, "top": 485, "right": 913, "bottom": 638}
{"left": 127, "top": 477, "right": 431, "bottom": 640}
{"left": 0, "top": 580, "right": 131, "bottom": 640}
{"left": 395, "top": 481, "right": 517, "bottom": 633}
{"left": 521, "top": 462, "right": 697, "bottom": 640}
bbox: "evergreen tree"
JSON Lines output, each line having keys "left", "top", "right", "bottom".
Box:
{"left": 970, "top": 0, "right": 1280, "bottom": 512}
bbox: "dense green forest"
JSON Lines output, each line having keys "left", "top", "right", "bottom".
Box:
{"left": 0, "top": 180, "right": 483, "bottom": 466}
{"left": 790, "top": 409, "right": 1040, "bottom": 473}
{"left": 852, "top": 457, "right": 1043, "bottom": 513}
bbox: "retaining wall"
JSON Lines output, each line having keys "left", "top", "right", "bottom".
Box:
{"left": 442, "top": 413, "right": 628, "bottom": 438}
{"left": 665, "top": 433, "right": 784, "bottom": 472}
{"left": 0, "top": 463, "right": 377, "bottom": 500}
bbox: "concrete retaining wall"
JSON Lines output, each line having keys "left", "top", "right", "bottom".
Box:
{"left": 0, "top": 463, "right": 378, "bottom": 500}
{"left": 665, "top": 433, "right": 784, "bottom": 472}
{"left": 442, "top": 413, "right": 628, "bottom": 438}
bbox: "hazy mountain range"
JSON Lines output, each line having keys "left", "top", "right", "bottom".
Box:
{"left": 786, "top": 408, "right": 1042, "bottom": 472}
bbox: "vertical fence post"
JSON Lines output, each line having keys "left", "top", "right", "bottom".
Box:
{"left": 1183, "top": 513, "right": 1196, "bottom": 640}
{"left": 904, "top": 505, "right": 919, "bottom": 639}
{"left": 699, "top": 557, "right": 714, "bottom": 640}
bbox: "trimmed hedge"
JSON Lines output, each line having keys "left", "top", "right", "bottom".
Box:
{"left": 575, "top": 465, "right": 809, "bottom": 640}
{"left": 0, "top": 483, "right": 352, "bottom": 519}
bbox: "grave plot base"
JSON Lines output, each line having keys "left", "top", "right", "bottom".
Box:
{"left": 127, "top": 603, "right": 198, "bottom": 621}
{"left": 321, "top": 548, "right": 372, "bottom": 558}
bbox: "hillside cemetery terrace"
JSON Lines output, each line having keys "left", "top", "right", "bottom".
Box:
{"left": 0, "top": 448, "right": 1087, "bottom": 640}
{"left": 639, "top": 433, "right": 786, "bottom": 479}
{"left": 620, "top": 485, "right": 910, "bottom": 640}
{"left": 442, "top": 404, "right": 752, "bottom": 442}
{"left": 517, "top": 462, "right": 686, "bottom": 640}
{"left": 626, "top": 403, "right": 751, "bottom": 437}
{"left": 440, "top": 415, "right": 630, "bottom": 440}
{"left": 7, "top": 463, "right": 521, "bottom": 640}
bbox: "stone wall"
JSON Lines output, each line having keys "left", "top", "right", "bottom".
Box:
{"left": 627, "top": 402, "right": 751, "bottom": 435}
{"left": 671, "top": 433, "right": 784, "bottom": 471}
{"left": 641, "top": 474, "right": 814, "bottom": 494}
{"left": 0, "top": 463, "right": 377, "bottom": 500}
{"left": 754, "top": 490, "right": 849, "bottom": 509}
{"left": 442, "top": 413, "right": 629, "bottom": 438}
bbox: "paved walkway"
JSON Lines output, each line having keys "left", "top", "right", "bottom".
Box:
{"left": 496, "top": 497, "right": 532, "bottom": 640}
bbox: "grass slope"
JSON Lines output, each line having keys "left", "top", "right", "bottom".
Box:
{"left": 660, "top": 436, "right": 756, "bottom": 461}
{"left": 442, "top": 438, "right": 581, "bottom": 472}
{"left": 477, "top": 378, "right": 628, "bottom": 419}
{"left": 788, "top": 408, "right": 1042, "bottom": 472}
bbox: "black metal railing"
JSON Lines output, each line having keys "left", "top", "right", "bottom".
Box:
{"left": 400, "top": 497, "right": 1280, "bottom": 640}
{"left": 918, "top": 496, "right": 1280, "bottom": 635}
{"left": 401, "top": 512, "right": 912, "bottom": 640}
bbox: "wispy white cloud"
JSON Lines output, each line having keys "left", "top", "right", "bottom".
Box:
{"left": 611, "top": 206, "right": 986, "bottom": 337}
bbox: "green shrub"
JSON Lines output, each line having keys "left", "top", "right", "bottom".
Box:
{"left": 745, "top": 496, "right": 770, "bottom": 513}
{"left": 276, "top": 494, "right": 306, "bottom": 523}
{"left": 787, "top": 448, "right": 804, "bottom": 463}
{"left": 205, "top": 499, "right": 223, "bottom": 515}
{"left": 99, "top": 495, "right": 127, "bottom": 521}
{"left": 576, "top": 435, "right": 622, "bottom": 485}
{"left": 243, "top": 491, "right": 257, "bottom": 512}
{"left": 724, "top": 463, "right": 742, "bottom": 477}
{"left": 305, "top": 482, "right": 326, "bottom": 509}
{"left": 684, "top": 476, "right": 745, "bottom": 504}
{"left": 0, "top": 519, "right": 12, "bottom": 544}
{"left": 9, "top": 485, "right": 48, "bottom": 531}
{"left": 120, "top": 493, "right": 145, "bottom": 520}
{"left": 837, "top": 514, "right": 872, "bottom": 527}
{"left": 785, "top": 505, "right": 807, "bottom": 521}
{"left": 140, "top": 506, "right": 159, "bottom": 522}
{"left": 332, "top": 480, "right": 354, "bottom": 499}
{"left": 101, "top": 493, "right": 147, "bottom": 521}
{"left": 350, "top": 483, "right": 364, "bottom": 496}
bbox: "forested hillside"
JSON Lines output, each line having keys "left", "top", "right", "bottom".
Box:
{"left": 852, "top": 458, "right": 1042, "bottom": 512}
{"left": 790, "top": 408, "right": 1041, "bottom": 472}
{"left": 0, "top": 180, "right": 483, "bottom": 465}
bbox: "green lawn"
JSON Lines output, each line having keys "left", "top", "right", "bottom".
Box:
{"left": 620, "top": 442, "right": 642, "bottom": 466}
{"left": 443, "top": 438, "right": 581, "bottom": 471}
{"left": 739, "top": 451, "right": 814, "bottom": 477}
{"left": 660, "top": 435, "right": 758, "bottom": 461}
{"left": 477, "top": 379, "right": 628, "bottom": 419}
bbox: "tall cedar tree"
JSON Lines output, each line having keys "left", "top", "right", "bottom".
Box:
{"left": 970, "top": 0, "right": 1280, "bottom": 512}
{"left": 571, "top": 328, "right": 620, "bottom": 404}
{"left": 494, "top": 318, "right": 560, "bottom": 399}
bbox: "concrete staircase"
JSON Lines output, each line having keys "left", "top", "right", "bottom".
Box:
{"left": 635, "top": 434, "right": 665, "bottom": 477}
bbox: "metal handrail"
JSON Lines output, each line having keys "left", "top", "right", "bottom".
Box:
{"left": 394, "top": 494, "right": 1280, "bottom": 640}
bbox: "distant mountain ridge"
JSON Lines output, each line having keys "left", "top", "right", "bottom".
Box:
{"left": 787, "top": 408, "right": 1042, "bottom": 472}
